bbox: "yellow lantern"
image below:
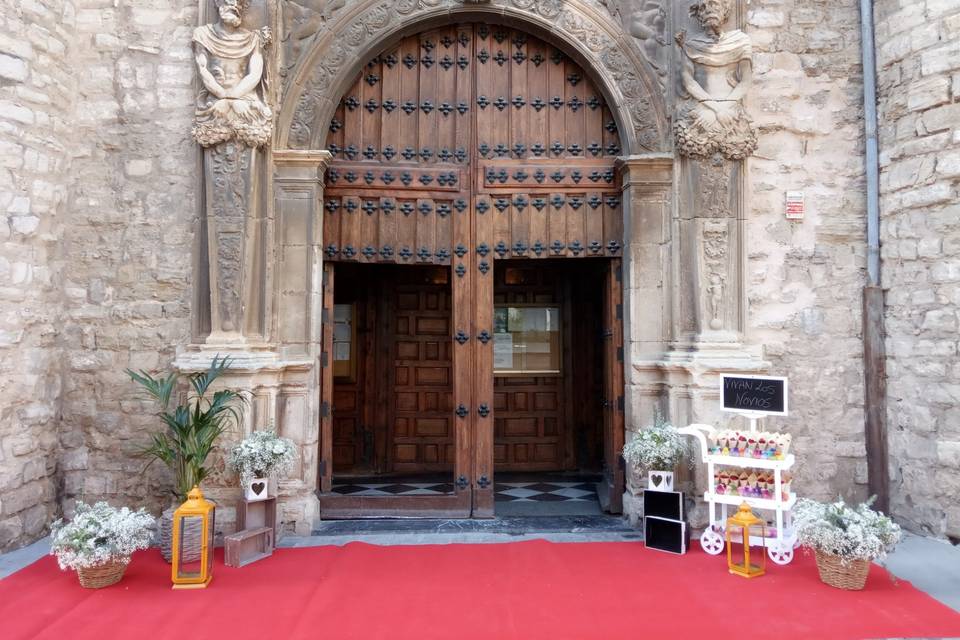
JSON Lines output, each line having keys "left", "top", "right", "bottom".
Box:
{"left": 726, "top": 502, "right": 766, "bottom": 579}
{"left": 171, "top": 486, "right": 216, "bottom": 589}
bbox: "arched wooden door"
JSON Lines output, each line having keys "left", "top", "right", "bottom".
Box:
{"left": 319, "top": 22, "right": 625, "bottom": 517}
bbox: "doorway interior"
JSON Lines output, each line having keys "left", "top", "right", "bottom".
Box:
{"left": 326, "top": 260, "right": 613, "bottom": 516}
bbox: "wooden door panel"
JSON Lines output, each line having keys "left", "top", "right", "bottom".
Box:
{"left": 389, "top": 280, "right": 455, "bottom": 473}
{"left": 320, "top": 23, "right": 624, "bottom": 515}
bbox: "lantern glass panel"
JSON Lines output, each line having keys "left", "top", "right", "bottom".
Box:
{"left": 731, "top": 526, "right": 748, "bottom": 568}
{"left": 176, "top": 515, "right": 205, "bottom": 581}
{"left": 206, "top": 509, "right": 216, "bottom": 576}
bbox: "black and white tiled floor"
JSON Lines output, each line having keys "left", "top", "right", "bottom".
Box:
{"left": 494, "top": 482, "right": 597, "bottom": 503}
{"left": 331, "top": 480, "right": 598, "bottom": 503}
{"left": 331, "top": 482, "right": 454, "bottom": 496}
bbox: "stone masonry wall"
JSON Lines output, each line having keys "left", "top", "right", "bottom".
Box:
{"left": 0, "top": 0, "right": 75, "bottom": 551}
{"left": 56, "top": 0, "right": 198, "bottom": 523}
{"left": 745, "top": 1, "right": 870, "bottom": 504}
{"left": 4, "top": 0, "right": 955, "bottom": 550}
{"left": 875, "top": 0, "right": 960, "bottom": 539}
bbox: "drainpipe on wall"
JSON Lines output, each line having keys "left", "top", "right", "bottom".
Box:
{"left": 859, "top": 0, "right": 889, "bottom": 514}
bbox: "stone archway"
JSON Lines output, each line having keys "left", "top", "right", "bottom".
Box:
{"left": 276, "top": 0, "right": 668, "bottom": 155}
{"left": 182, "top": 0, "right": 745, "bottom": 535}
{"left": 257, "top": 0, "right": 680, "bottom": 529}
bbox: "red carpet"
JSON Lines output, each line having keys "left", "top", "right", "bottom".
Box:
{"left": 2, "top": 541, "right": 959, "bottom": 640}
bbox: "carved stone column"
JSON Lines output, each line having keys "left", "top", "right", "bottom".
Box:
{"left": 203, "top": 143, "right": 268, "bottom": 345}
{"left": 617, "top": 154, "right": 674, "bottom": 520}
{"left": 676, "top": 155, "right": 743, "bottom": 347}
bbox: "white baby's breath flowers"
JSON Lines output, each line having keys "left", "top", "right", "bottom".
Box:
{"left": 622, "top": 413, "right": 689, "bottom": 471}
{"left": 49, "top": 502, "right": 154, "bottom": 570}
{"left": 794, "top": 496, "right": 902, "bottom": 564}
{"left": 229, "top": 429, "right": 297, "bottom": 482}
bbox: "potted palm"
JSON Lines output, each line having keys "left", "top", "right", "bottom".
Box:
{"left": 622, "top": 412, "right": 688, "bottom": 492}
{"left": 794, "top": 496, "right": 902, "bottom": 590}
{"left": 50, "top": 501, "right": 154, "bottom": 589}
{"left": 229, "top": 429, "right": 297, "bottom": 501}
{"left": 128, "top": 355, "right": 244, "bottom": 562}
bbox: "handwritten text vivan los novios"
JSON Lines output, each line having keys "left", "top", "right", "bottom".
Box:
{"left": 722, "top": 376, "right": 786, "bottom": 414}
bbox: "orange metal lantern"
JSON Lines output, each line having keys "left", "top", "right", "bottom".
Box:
{"left": 171, "top": 486, "right": 216, "bottom": 589}
{"left": 726, "top": 502, "right": 766, "bottom": 579}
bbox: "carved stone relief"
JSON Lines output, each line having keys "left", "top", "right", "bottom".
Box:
{"left": 674, "top": 0, "right": 756, "bottom": 160}
{"left": 701, "top": 219, "right": 728, "bottom": 331}
{"left": 280, "top": 0, "right": 666, "bottom": 153}
{"left": 280, "top": 0, "right": 346, "bottom": 81}
{"left": 601, "top": 0, "right": 667, "bottom": 83}
{"left": 192, "top": 0, "right": 273, "bottom": 148}
{"left": 698, "top": 155, "right": 732, "bottom": 217}
{"left": 207, "top": 143, "right": 250, "bottom": 334}
{"left": 193, "top": 0, "right": 272, "bottom": 343}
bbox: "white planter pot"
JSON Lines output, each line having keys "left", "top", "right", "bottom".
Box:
{"left": 647, "top": 470, "right": 674, "bottom": 493}
{"left": 244, "top": 477, "right": 270, "bottom": 501}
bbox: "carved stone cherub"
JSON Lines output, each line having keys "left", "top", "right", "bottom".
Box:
{"left": 674, "top": 0, "right": 757, "bottom": 160}
{"left": 627, "top": 1, "right": 667, "bottom": 75}
{"left": 192, "top": 0, "right": 273, "bottom": 148}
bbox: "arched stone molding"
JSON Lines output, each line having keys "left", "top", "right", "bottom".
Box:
{"left": 276, "top": 0, "right": 668, "bottom": 155}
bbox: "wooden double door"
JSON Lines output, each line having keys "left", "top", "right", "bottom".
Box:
{"left": 317, "top": 22, "right": 625, "bottom": 517}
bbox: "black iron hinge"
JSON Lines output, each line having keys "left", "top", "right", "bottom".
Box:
{"left": 320, "top": 401, "right": 330, "bottom": 418}
{"left": 617, "top": 395, "right": 624, "bottom": 412}
{"left": 616, "top": 303, "right": 623, "bottom": 321}
{"left": 319, "top": 460, "right": 327, "bottom": 477}
{"left": 617, "top": 346, "right": 624, "bottom": 362}
{"left": 615, "top": 264, "right": 622, "bottom": 283}
{"left": 321, "top": 307, "right": 331, "bottom": 325}
{"left": 320, "top": 351, "right": 329, "bottom": 367}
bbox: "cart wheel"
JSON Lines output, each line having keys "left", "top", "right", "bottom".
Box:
{"left": 700, "top": 528, "right": 725, "bottom": 555}
{"left": 768, "top": 543, "right": 794, "bottom": 565}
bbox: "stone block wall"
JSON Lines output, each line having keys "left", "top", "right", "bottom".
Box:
{"left": 55, "top": 0, "right": 199, "bottom": 523}
{"left": 744, "top": 1, "right": 870, "bottom": 503}
{"left": 875, "top": 0, "right": 960, "bottom": 539}
{"left": 0, "top": 0, "right": 75, "bottom": 551}
{"left": 2, "top": 0, "right": 957, "bottom": 551}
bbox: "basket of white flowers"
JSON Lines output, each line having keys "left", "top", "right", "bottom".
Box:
{"left": 794, "top": 496, "right": 902, "bottom": 590}
{"left": 50, "top": 501, "right": 155, "bottom": 589}
{"left": 229, "top": 429, "right": 297, "bottom": 501}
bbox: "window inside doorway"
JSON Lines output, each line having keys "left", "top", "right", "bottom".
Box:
{"left": 493, "top": 305, "right": 562, "bottom": 376}
{"left": 333, "top": 303, "right": 356, "bottom": 382}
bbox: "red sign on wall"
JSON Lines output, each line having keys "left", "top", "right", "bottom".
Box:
{"left": 785, "top": 191, "right": 804, "bottom": 220}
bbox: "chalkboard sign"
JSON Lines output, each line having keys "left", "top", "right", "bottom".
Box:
{"left": 721, "top": 375, "right": 788, "bottom": 416}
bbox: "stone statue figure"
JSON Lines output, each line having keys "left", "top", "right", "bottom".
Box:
{"left": 193, "top": 0, "right": 273, "bottom": 148}
{"left": 674, "top": 0, "right": 757, "bottom": 160}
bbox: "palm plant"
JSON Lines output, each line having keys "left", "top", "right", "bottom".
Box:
{"left": 128, "top": 355, "right": 245, "bottom": 502}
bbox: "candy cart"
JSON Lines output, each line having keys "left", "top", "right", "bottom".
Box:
{"left": 677, "top": 423, "right": 798, "bottom": 565}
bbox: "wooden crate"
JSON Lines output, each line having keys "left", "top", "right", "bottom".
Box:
{"left": 224, "top": 526, "right": 274, "bottom": 568}
{"left": 236, "top": 497, "right": 277, "bottom": 538}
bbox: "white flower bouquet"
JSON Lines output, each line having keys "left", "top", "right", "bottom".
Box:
{"left": 622, "top": 414, "right": 689, "bottom": 472}
{"left": 794, "top": 496, "right": 902, "bottom": 563}
{"left": 50, "top": 502, "right": 154, "bottom": 588}
{"left": 229, "top": 429, "right": 297, "bottom": 482}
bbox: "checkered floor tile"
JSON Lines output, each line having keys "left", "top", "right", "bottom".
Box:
{"left": 330, "top": 480, "right": 598, "bottom": 503}
{"left": 331, "top": 482, "right": 454, "bottom": 496}
{"left": 495, "top": 482, "right": 597, "bottom": 503}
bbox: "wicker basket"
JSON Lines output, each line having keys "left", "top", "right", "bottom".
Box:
{"left": 814, "top": 549, "right": 871, "bottom": 590}
{"left": 76, "top": 558, "right": 130, "bottom": 589}
{"left": 159, "top": 507, "right": 204, "bottom": 564}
